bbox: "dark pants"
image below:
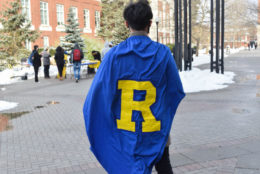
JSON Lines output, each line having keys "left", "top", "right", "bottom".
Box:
{"left": 57, "top": 64, "right": 64, "bottom": 78}
{"left": 44, "top": 65, "right": 50, "bottom": 78}
{"left": 34, "top": 66, "right": 39, "bottom": 82}
{"left": 155, "top": 147, "right": 173, "bottom": 174}
{"left": 87, "top": 67, "right": 95, "bottom": 74}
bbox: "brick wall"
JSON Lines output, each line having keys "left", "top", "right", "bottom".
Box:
{"left": 0, "top": 0, "right": 101, "bottom": 49}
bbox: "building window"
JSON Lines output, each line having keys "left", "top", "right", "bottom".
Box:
{"left": 40, "top": 1, "right": 49, "bottom": 25}
{"left": 43, "top": 36, "right": 49, "bottom": 48}
{"left": 95, "top": 11, "right": 100, "bottom": 30}
{"left": 71, "top": 7, "right": 78, "bottom": 21}
{"left": 25, "top": 40, "right": 31, "bottom": 50}
{"left": 84, "top": 9, "right": 90, "bottom": 29}
{"left": 21, "top": 0, "right": 31, "bottom": 20}
{"left": 56, "top": 4, "right": 64, "bottom": 25}
{"left": 159, "top": 11, "right": 163, "bottom": 28}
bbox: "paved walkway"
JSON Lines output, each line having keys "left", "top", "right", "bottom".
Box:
{"left": 0, "top": 49, "right": 260, "bottom": 174}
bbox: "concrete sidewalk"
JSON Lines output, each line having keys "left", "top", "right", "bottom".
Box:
{"left": 0, "top": 49, "right": 260, "bottom": 174}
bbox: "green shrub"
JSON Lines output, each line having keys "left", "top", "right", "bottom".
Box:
{"left": 82, "top": 36, "right": 104, "bottom": 60}
{"left": 166, "top": 43, "right": 175, "bottom": 52}
{"left": 38, "top": 48, "right": 44, "bottom": 54}
{"left": 49, "top": 48, "right": 56, "bottom": 57}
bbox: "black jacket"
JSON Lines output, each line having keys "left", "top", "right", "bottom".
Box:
{"left": 55, "top": 46, "right": 65, "bottom": 65}
{"left": 32, "top": 51, "right": 42, "bottom": 67}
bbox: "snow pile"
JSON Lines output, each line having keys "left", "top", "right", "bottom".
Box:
{"left": 0, "top": 65, "right": 60, "bottom": 85}
{"left": 1, "top": 88, "right": 6, "bottom": 91}
{"left": 0, "top": 100, "right": 18, "bottom": 111}
{"left": 0, "top": 62, "right": 91, "bottom": 85}
{"left": 180, "top": 68, "right": 235, "bottom": 93}
{"left": 0, "top": 51, "right": 238, "bottom": 94}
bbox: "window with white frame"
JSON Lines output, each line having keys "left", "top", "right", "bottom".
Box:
{"left": 71, "top": 7, "right": 78, "bottom": 21}
{"left": 43, "top": 36, "right": 49, "bottom": 48}
{"left": 159, "top": 11, "right": 163, "bottom": 28}
{"left": 40, "top": 1, "right": 49, "bottom": 25}
{"left": 25, "top": 40, "right": 31, "bottom": 50}
{"left": 56, "top": 4, "right": 64, "bottom": 25}
{"left": 95, "top": 11, "right": 100, "bottom": 30}
{"left": 84, "top": 9, "right": 90, "bottom": 29}
{"left": 21, "top": 0, "right": 31, "bottom": 20}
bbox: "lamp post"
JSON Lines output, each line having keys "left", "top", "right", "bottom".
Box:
{"left": 155, "top": 17, "right": 159, "bottom": 42}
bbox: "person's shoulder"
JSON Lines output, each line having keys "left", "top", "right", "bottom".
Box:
{"left": 154, "top": 41, "right": 171, "bottom": 52}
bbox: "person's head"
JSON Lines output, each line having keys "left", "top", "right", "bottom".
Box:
{"left": 123, "top": 0, "right": 153, "bottom": 33}
{"left": 92, "top": 51, "right": 97, "bottom": 56}
{"left": 34, "top": 45, "right": 39, "bottom": 51}
{"left": 109, "top": 42, "right": 113, "bottom": 48}
{"left": 56, "top": 46, "right": 62, "bottom": 52}
{"left": 44, "top": 47, "right": 49, "bottom": 51}
{"left": 74, "top": 43, "right": 80, "bottom": 49}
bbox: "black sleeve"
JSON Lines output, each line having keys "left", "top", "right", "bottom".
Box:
{"left": 80, "top": 50, "right": 84, "bottom": 59}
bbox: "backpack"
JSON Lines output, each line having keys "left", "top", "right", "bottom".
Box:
{"left": 28, "top": 51, "right": 35, "bottom": 65}
{"left": 73, "top": 49, "right": 81, "bottom": 61}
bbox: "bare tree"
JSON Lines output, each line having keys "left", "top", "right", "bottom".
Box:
{"left": 192, "top": 0, "right": 210, "bottom": 56}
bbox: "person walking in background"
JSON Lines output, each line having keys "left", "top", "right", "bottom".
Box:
{"left": 32, "top": 45, "right": 42, "bottom": 83}
{"left": 83, "top": 1, "right": 185, "bottom": 174}
{"left": 255, "top": 42, "right": 258, "bottom": 50}
{"left": 70, "top": 43, "right": 84, "bottom": 83}
{"left": 55, "top": 46, "right": 65, "bottom": 80}
{"left": 91, "top": 50, "right": 101, "bottom": 61}
{"left": 101, "top": 41, "right": 113, "bottom": 61}
{"left": 42, "top": 47, "right": 51, "bottom": 78}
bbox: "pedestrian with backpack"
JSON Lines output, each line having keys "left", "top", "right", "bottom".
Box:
{"left": 55, "top": 46, "right": 65, "bottom": 80}
{"left": 70, "top": 43, "right": 84, "bottom": 83}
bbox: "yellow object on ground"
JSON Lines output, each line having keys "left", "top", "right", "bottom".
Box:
{"left": 88, "top": 60, "right": 100, "bottom": 69}
{"left": 57, "top": 54, "right": 68, "bottom": 78}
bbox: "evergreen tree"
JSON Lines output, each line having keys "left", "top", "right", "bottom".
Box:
{"left": 98, "top": 0, "right": 129, "bottom": 45}
{"left": 0, "top": 0, "right": 39, "bottom": 67}
{"left": 112, "top": 1, "right": 129, "bottom": 45}
{"left": 98, "top": 0, "right": 114, "bottom": 40}
{"left": 61, "top": 7, "right": 85, "bottom": 52}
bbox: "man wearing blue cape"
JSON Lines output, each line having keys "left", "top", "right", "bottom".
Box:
{"left": 83, "top": 1, "right": 185, "bottom": 173}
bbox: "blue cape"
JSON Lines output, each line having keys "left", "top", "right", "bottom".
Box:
{"left": 83, "top": 36, "right": 185, "bottom": 174}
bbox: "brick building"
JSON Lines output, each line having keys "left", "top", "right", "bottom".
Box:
{"left": 150, "top": 0, "right": 174, "bottom": 44}
{"left": 0, "top": 0, "right": 101, "bottom": 50}
{"left": 0, "top": 0, "right": 175, "bottom": 50}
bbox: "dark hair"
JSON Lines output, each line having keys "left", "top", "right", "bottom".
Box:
{"left": 34, "top": 45, "right": 38, "bottom": 50}
{"left": 56, "top": 46, "right": 63, "bottom": 52}
{"left": 123, "top": 0, "right": 153, "bottom": 31}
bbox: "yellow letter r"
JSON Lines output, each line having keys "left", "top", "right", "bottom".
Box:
{"left": 117, "top": 80, "right": 161, "bottom": 132}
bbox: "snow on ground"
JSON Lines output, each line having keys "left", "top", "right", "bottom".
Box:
{"left": 0, "top": 100, "right": 18, "bottom": 112}
{"left": 193, "top": 47, "right": 244, "bottom": 67}
{"left": 0, "top": 48, "right": 240, "bottom": 93}
{"left": 1, "top": 88, "right": 6, "bottom": 91}
{"left": 0, "top": 63, "right": 89, "bottom": 85}
{"left": 0, "top": 65, "right": 60, "bottom": 85}
{"left": 180, "top": 68, "right": 235, "bottom": 93}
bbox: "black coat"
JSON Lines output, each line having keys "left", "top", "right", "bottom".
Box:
{"left": 92, "top": 51, "right": 101, "bottom": 61}
{"left": 55, "top": 47, "right": 65, "bottom": 65}
{"left": 32, "top": 51, "right": 42, "bottom": 67}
